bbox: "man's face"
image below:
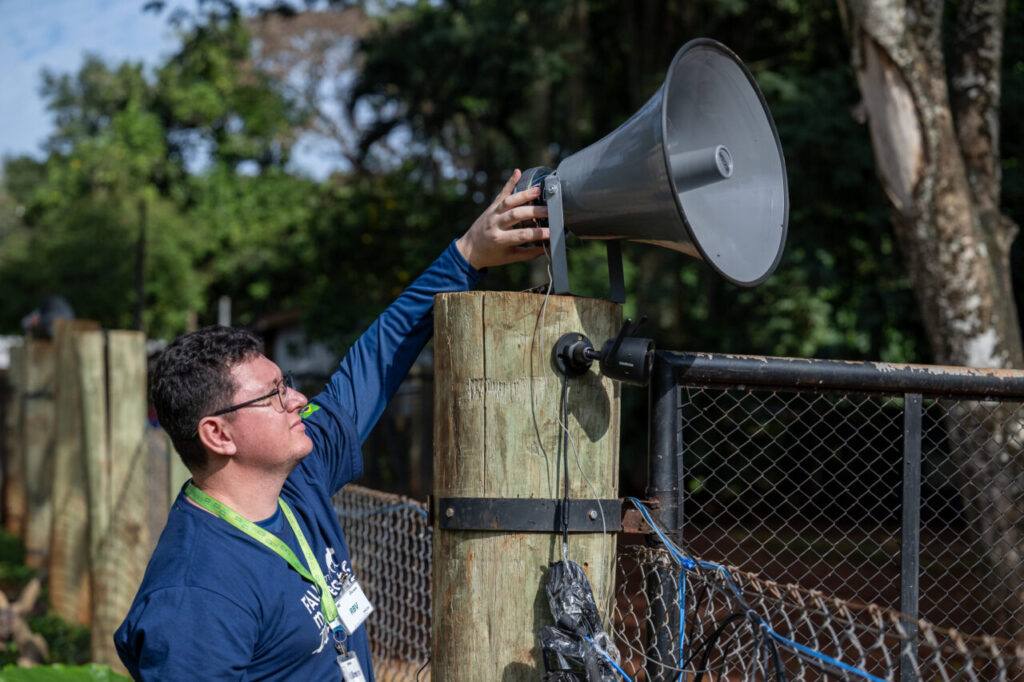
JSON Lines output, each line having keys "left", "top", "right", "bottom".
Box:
{"left": 218, "top": 354, "right": 314, "bottom": 474}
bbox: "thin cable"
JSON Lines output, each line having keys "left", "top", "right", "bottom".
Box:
{"left": 561, "top": 382, "right": 610, "bottom": 605}
{"left": 535, "top": 242, "right": 612, "bottom": 610}
{"left": 626, "top": 497, "right": 885, "bottom": 682}
{"left": 559, "top": 372, "right": 570, "bottom": 562}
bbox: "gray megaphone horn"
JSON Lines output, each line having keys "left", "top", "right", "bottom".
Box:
{"left": 517, "top": 38, "right": 789, "bottom": 302}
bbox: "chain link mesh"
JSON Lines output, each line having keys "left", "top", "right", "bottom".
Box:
{"left": 610, "top": 545, "right": 1024, "bottom": 680}
{"left": 677, "top": 387, "right": 1024, "bottom": 642}
{"left": 333, "top": 381, "right": 1024, "bottom": 680}
{"left": 334, "top": 485, "right": 432, "bottom": 681}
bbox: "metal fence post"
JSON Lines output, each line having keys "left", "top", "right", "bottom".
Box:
{"left": 646, "top": 352, "right": 682, "bottom": 681}
{"left": 900, "top": 393, "right": 922, "bottom": 682}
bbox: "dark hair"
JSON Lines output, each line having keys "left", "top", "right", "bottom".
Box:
{"left": 151, "top": 325, "right": 265, "bottom": 471}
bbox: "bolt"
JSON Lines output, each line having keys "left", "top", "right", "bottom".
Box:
{"left": 445, "top": 507, "right": 455, "bottom": 518}
{"left": 588, "top": 509, "right": 598, "bottom": 520}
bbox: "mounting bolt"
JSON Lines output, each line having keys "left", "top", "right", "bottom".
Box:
{"left": 445, "top": 507, "right": 455, "bottom": 518}
{"left": 588, "top": 509, "right": 598, "bottom": 520}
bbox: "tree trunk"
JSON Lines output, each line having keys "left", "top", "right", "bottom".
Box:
{"left": 839, "top": 0, "right": 1024, "bottom": 638}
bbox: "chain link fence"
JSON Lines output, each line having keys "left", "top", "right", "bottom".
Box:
{"left": 333, "top": 484, "right": 1024, "bottom": 681}
{"left": 334, "top": 485, "right": 432, "bottom": 681}
{"left": 611, "top": 545, "right": 1024, "bottom": 681}
{"left": 675, "top": 388, "right": 1009, "bottom": 635}
{"left": 335, "top": 351, "right": 1024, "bottom": 680}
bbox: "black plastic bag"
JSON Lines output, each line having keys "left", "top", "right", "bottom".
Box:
{"left": 538, "top": 561, "right": 622, "bottom": 681}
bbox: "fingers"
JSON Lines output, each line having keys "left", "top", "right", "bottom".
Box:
{"left": 497, "top": 204, "right": 547, "bottom": 227}
{"left": 498, "top": 226, "right": 549, "bottom": 245}
{"left": 494, "top": 187, "right": 541, "bottom": 217}
{"left": 491, "top": 169, "right": 522, "bottom": 207}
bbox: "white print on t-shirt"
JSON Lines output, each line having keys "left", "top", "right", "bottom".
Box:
{"left": 300, "top": 546, "right": 354, "bottom": 655}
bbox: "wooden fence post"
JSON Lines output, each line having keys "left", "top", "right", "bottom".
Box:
{"left": 22, "top": 337, "right": 56, "bottom": 570}
{"left": 48, "top": 320, "right": 100, "bottom": 625}
{"left": 78, "top": 330, "right": 151, "bottom": 669}
{"left": 3, "top": 344, "right": 26, "bottom": 536}
{"left": 431, "top": 291, "right": 621, "bottom": 680}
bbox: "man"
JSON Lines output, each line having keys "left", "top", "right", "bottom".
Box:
{"left": 114, "top": 171, "right": 549, "bottom": 680}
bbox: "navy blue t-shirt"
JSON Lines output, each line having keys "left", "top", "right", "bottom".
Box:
{"left": 114, "top": 241, "right": 481, "bottom": 680}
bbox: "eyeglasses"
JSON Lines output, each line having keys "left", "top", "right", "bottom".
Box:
{"left": 191, "top": 371, "right": 296, "bottom": 438}
{"left": 209, "top": 371, "right": 296, "bottom": 417}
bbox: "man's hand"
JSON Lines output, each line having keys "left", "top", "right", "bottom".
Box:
{"left": 456, "top": 169, "right": 551, "bottom": 270}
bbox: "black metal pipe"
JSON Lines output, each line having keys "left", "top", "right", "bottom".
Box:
{"left": 900, "top": 393, "right": 922, "bottom": 682}
{"left": 660, "top": 350, "right": 1024, "bottom": 400}
{"left": 648, "top": 353, "right": 682, "bottom": 535}
{"left": 646, "top": 353, "right": 682, "bottom": 681}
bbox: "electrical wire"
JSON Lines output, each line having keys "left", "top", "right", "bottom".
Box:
{"left": 626, "top": 497, "right": 885, "bottom": 682}
{"left": 559, "top": 372, "right": 570, "bottom": 562}
{"left": 535, "top": 243, "right": 612, "bottom": 609}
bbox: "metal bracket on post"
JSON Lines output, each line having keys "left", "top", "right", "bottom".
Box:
{"left": 433, "top": 497, "right": 622, "bottom": 533}
{"left": 544, "top": 174, "right": 570, "bottom": 296}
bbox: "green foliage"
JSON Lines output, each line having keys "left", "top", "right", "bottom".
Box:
{"left": 0, "top": 664, "right": 128, "bottom": 681}
{"left": 301, "top": 165, "right": 472, "bottom": 351}
{"left": 0, "top": 532, "right": 91, "bottom": 669}
{"left": 348, "top": 0, "right": 929, "bottom": 361}
{"left": 25, "top": 615, "right": 91, "bottom": 667}
{"left": 0, "top": 532, "right": 32, "bottom": 591}
{"left": 3, "top": 0, "right": 1015, "bottom": 360}
{"left": 0, "top": 8, "right": 313, "bottom": 338}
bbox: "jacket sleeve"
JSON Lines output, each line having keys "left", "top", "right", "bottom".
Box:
{"left": 303, "top": 239, "right": 482, "bottom": 492}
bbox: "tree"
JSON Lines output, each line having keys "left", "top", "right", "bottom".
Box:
{"left": 837, "top": 0, "right": 1024, "bottom": 636}
{"left": 0, "top": 7, "right": 321, "bottom": 338}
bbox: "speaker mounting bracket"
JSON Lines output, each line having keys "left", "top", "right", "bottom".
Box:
{"left": 542, "top": 174, "right": 626, "bottom": 303}
{"left": 543, "top": 174, "right": 570, "bottom": 296}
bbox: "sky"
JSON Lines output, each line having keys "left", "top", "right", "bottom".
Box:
{"left": 0, "top": 0, "right": 178, "bottom": 161}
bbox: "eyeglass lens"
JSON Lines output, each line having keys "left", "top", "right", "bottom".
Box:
{"left": 276, "top": 372, "right": 295, "bottom": 411}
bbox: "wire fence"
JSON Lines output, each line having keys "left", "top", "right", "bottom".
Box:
{"left": 334, "top": 485, "right": 432, "bottom": 681}
{"left": 334, "top": 488, "right": 1024, "bottom": 681}
{"left": 335, "top": 352, "right": 1024, "bottom": 681}
{"left": 612, "top": 544, "right": 1024, "bottom": 681}
{"left": 674, "top": 387, "right": 1016, "bottom": 639}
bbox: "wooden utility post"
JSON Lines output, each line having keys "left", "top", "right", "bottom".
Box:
{"left": 432, "top": 291, "right": 621, "bottom": 680}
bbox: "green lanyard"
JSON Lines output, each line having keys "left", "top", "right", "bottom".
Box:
{"left": 185, "top": 482, "right": 341, "bottom": 630}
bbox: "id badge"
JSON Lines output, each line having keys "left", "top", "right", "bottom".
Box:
{"left": 336, "top": 579, "right": 374, "bottom": 635}
{"left": 337, "top": 651, "right": 366, "bottom": 682}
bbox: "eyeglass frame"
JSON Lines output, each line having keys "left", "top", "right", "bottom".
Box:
{"left": 190, "top": 371, "right": 296, "bottom": 439}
